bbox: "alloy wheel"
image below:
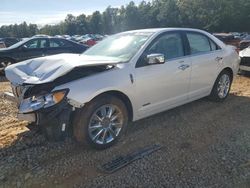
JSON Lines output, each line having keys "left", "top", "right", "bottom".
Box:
{"left": 217, "top": 74, "right": 231, "bottom": 99}
{"left": 88, "top": 104, "right": 124, "bottom": 145}
{"left": 0, "top": 61, "right": 12, "bottom": 71}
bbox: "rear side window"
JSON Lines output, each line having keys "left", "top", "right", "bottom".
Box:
{"left": 50, "top": 39, "right": 64, "bottom": 48}
{"left": 50, "top": 39, "right": 73, "bottom": 48}
{"left": 186, "top": 33, "right": 211, "bottom": 54}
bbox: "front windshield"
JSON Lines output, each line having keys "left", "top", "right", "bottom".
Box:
{"left": 83, "top": 32, "right": 153, "bottom": 62}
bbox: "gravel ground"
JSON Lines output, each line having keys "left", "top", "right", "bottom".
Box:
{"left": 0, "top": 75, "right": 250, "bottom": 188}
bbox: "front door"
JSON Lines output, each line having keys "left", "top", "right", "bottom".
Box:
{"left": 134, "top": 32, "right": 192, "bottom": 118}
{"left": 17, "top": 38, "right": 48, "bottom": 62}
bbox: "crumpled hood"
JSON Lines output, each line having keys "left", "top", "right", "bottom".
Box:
{"left": 5, "top": 53, "right": 122, "bottom": 85}
{"left": 239, "top": 47, "right": 250, "bottom": 57}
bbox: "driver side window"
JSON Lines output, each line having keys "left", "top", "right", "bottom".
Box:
{"left": 24, "top": 39, "right": 39, "bottom": 49}
{"left": 148, "top": 33, "right": 184, "bottom": 60}
{"left": 23, "top": 39, "right": 47, "bottom": 49}
{"left": 136, "top": 32, "right": 185, "bottom": 68}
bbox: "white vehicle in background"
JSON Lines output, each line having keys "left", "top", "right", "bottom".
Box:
{"left": 4, "top": 28, "right": 240, "bottom": 149}
{"left": 239, "top": 47, "right": 250, "bottom": 72}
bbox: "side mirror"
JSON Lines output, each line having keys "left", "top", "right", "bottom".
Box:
{"left": 19, "top": 45, "right": 27, "bottom": 51}
{"left": 147, "top": 53, "right": 165, "bottom": 65}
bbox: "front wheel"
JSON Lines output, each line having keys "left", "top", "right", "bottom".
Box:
{"left": 209, "top": 70, "right": 232, "bottom": 102}
{"left": 73, "top": 94, "right": 128, "bottom": 149}
{"left": 0, "top": 58, "right": 14, "bottom": 75}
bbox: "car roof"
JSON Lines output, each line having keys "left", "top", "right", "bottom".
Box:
{"left": 120, "top": 27, "right": 225, "bottom": 48}
{"left": 121, "top": 28, "right": 208, "bottom": 34}
{"left": 31, "top": 36, "right": 67, "bottom": 40}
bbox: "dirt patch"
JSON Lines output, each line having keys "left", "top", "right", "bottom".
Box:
{"left": 0, "top": 75, "right": 250, "bottom": 187}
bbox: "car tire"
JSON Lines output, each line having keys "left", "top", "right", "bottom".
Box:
{"left": 209, "top": 70, "right": 232, "bottom": 102}
{"left": 73, "top": 94, "right": 128, "bottom": 150}
{"left": 0, "top": 58, "right": 14, "bottom": 75}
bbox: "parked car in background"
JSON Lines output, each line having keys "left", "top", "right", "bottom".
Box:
{"left": 0, "top": 37, "right": 20, "bottom": 48}
{"left": 213, "top": 33, "right": 240, "bottom": 50}
{"left": 33, "top": 34, "right": 50, "bottom": 38}
{"left": 239, "top": 35, "right": 250, "bottom": 50}
{"left": 239, "top": 47, "right": 250, "bottom": 72}
{"left": 0, "top": 37, "right": 88, "bottom": 74}
{"left": 4, "top": 28, "right": 240, "bottom": 149}
{"left": 54, "top": 34, "right": 105, "bottom": 47}
{"left": 230, "top": 32, "right": 247, "bottom": 40}
{"left": 79, "top": 37, "right": 97, "bottom": 46}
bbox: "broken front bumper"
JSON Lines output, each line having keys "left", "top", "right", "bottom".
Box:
{"left": 3, "top": 91, "right": 74, "bottom": 140}
{"left": 3, "top": 91, "right": 37, "bottom": 122}
{"left": 2, "top": 91, "right": 16, "bottom": 102}
{"left": 3, "top": 90, "right": 72, "bottom": 124}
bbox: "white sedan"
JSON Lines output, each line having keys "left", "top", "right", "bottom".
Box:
{"left": 5, "top": 28, "right": 240, "bottom": 149}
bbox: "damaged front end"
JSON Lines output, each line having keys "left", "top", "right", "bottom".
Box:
{"left": 5, "top": 64, "right": 115, "bottom": 141}
{"left": 4, "top": 54, "right": 121, "bottom": 141}
{"left": 7, "top": 83, "right": 73, "bottom": 141}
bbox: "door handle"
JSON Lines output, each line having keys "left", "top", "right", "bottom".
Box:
{"left": 215, "top": 57, "right": 223, "bottom": 61}
{"left": 178, "top": 64, "right": 190, "bottom": 71}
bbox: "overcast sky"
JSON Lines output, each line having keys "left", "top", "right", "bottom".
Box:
{"left": 0, "top": 0, "right": 147, "bottom": 26}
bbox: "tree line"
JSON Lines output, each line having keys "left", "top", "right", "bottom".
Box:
{"left": 0, "top": 0, "right": 250, "bottom": 38}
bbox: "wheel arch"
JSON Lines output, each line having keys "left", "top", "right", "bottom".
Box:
{"left": 210, "top": 67, "right": 234, "bottom": 95}
{"left": 0, "top": 57, "right": 16, "bottom": 63}
{"left": 222, "top": 67, "right": 234, "bottom": 80}
{"left": 90, "top": 90, "right": 134, "bottom": 122}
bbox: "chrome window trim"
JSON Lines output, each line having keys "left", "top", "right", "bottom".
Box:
{"left": 182, "top": 48, "right": 223, "bottom": 59}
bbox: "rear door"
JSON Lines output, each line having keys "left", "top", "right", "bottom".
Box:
{"left": 185, "top": 32, "right": 224, "bottom": 99}
{"left": 47, "top": 39, "right": 75, "bottom": 56}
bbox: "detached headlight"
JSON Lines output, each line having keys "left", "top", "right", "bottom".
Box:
{"left": 19, "top": 90, "right": 68, "bottom": 113}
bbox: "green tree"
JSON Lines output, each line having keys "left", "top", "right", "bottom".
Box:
{"left": 76, "top": 14, "right": 89, "bottom": 34}
{"left": 88, "top": 11, "right": 103, "bottom": 34}
{"left": 0, "top": 0, "right": 250, "bottom": 37}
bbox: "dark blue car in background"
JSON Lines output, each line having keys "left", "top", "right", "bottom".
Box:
{"left": 0, "top": 37, "right": 88, "bottom": 74}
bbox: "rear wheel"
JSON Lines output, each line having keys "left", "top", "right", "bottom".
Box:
{"left": 73, "top": 94, "right": 128, "bottom": 149}
{"left": 209, "top": 70, "right": 232, "bottom": 102}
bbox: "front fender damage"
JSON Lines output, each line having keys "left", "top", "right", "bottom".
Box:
{"left": 36, "top": 100, "right": 73, "bottom": 141}
{"left": 7, "top": 64, "right": 114, "bottom": 141}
